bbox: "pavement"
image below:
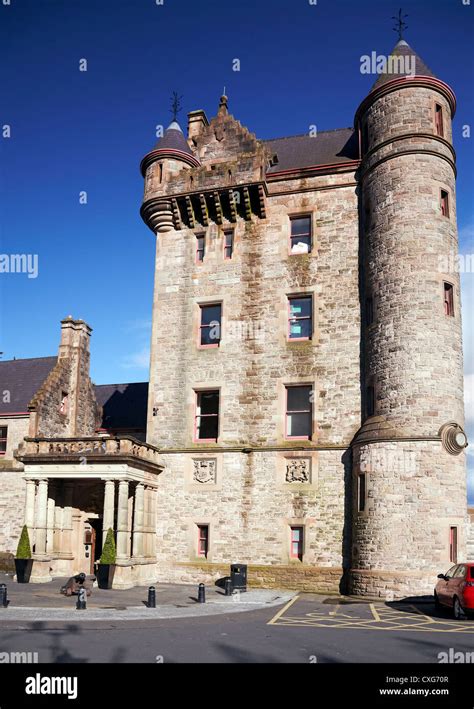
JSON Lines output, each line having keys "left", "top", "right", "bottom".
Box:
{"left": 0, "top": 572, "right": 295, "bottom": 620}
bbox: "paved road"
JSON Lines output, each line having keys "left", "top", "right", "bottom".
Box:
{"left": 0, "top": 595, "right": 472, "bottom": 663}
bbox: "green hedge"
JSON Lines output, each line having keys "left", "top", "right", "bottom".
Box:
{"left": 100, "top": 528, "right": 116, "bottom": 564}
{"left": 16, "top": 525, "right": 32, "bottom": 559}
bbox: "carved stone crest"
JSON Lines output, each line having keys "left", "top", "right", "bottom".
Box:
{"left": 285, "top": 458, "right": 310, "bottom": 483}
{"left": 193, "top": 459, "right": 217, "bottom": 484}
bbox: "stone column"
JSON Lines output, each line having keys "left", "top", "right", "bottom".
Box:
{"left": 149, "top": 487, "right": 157, "bottom": 560}
{"left": 116, "top": 480, "right": 129, "bottom": 561}
{"left": 102, "top": 480, "right": 115, "bottom": 547}
{"left": 53, "top": 500, "right": 64, "bottom": 555}
{"left": 143, "top": 486, "right": 150, "bottom": 557}
{"left": 46, "top": 489, "right": 56, "bottom": 554}
{"left": 132, "top": 483, "right": 144, "bottom": 559}
{"left": 24, "top": 480, "right": 36, "bottom": 539}
{"left": 61, "top": 482, "right": 74, "bottom": 558}
{"left": 35, "top": 479, "right": 48, "bottom": 556}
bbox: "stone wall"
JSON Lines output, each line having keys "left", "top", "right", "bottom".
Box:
{"left": 0, "top": 470, "right": 26, "bottom": 555}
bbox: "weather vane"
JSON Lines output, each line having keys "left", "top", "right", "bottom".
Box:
{"left": 170, "top": 91, "right": 183, "bottom": 121}
{"left": 392, "top": 8, "right": 408, "bottom": 41}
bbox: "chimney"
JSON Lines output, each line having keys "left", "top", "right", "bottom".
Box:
{"left": 187, "top": 109, "right": 209, "bottom": 144}
{"left": 59, "top": 316, "right": 92, "bottom": 359}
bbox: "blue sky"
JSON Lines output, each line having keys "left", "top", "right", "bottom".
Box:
{"left": 0, "top": 0, "right": 473, "bottom": 497}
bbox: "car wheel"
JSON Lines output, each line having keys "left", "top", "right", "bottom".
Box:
{"left": 453, "top": 596, "right": 466, "bottom": 621}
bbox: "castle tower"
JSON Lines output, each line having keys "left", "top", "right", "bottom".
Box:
{"left": 351, "top": 40, "right": 468, "bottom": 597}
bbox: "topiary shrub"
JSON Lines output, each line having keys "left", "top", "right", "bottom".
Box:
{"left": 100, "top": 528, "right": 116, "bottom": 564}
{"left": 16, "top": 525, "right": 32, "bottom": 559}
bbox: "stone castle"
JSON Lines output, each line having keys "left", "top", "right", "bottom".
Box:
{"left": 0, "top": 39, "right": 469, "bottom": 596}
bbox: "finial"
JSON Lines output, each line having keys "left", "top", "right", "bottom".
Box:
{"left": 392, "top": 8, "right": 408, "bottom": 41}
{"left": 218, "top": 92, "right": 228, "bottom": 116}
{"left": 170, "top": 91, "right": 183, "bottom": 122}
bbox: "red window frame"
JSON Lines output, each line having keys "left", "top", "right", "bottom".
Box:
{"left": 288, "top": 295, "right": 312, "bottom": 341}
{"left": 435, "top": 104, "right": 444, "bottom": 138}
{"left": 290, "top": 526, "right": 304, "bottom": 561}
{"left": 199, "top": 303, "right": 222, "bottom": 348}
{"left": 198, "top": 524, "right": 209, "bottom": 558}
{"left": 59, "top": 391, "right": 69, "bottom": 415}
{"left": 289, "top": 215, "right": 312, "bottom": 255}
{"left": 440, "top": 190, "right": 450, "bottom": 218}
{"left": 194, "top": 390, "right": 219, "bottom": 442}
{"left": 444, "top": 282, "right": 454, "bottom": 317}
{"left": 224, "top": 230, "right": 234, "bottom": 260}
{"left": 0, "top": 426, "right": 7, "bottom": 455}
{"left": 449, "top": 526, "right": 458, "bottom": 564}
{"left": 196, "top": 234, "right": 205, "bottom": 263}
{"left": 285, "top": 385, "right": 313, "bottom": 440}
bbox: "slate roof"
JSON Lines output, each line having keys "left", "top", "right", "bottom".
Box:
{"left": 0, "top": 357, "right": 148, "bottom": 432}
{"left": 0, "top": 357, "right": 57, "bottom": 414}
{"left": 264, "top": 128, "right": 359, "bottom": 173}
{"left": 371, "top": 40, "right": 436, "bottom": 92}
{"left": 153, "top": 121, "right": 195, "bottom": 157}
{"left": 93, "top": 382, "right": 148, "bottom": 431}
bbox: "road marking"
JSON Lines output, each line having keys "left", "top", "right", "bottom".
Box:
{"left": 369, "top": 603, "right": 381, "bottom": 622}
{"left": 329, "top": 604, "right": 340, "bottom": 617}
{"left": 267, "top": 595, "right": 299, "bottom": 625}
{"left": 410, "top": 604, "right": 434, "bottom": 623}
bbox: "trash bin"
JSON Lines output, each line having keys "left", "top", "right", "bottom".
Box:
{"left": 230, "top": 564, "right": 247, "bottom": 592}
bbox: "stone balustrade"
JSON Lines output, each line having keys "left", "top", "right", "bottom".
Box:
{"left": 17, "top": 436, "right": 162, "bottom": 466}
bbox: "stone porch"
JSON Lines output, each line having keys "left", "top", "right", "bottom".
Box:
{"left": 15, "top": 436, "right": 163, "bottom": 589}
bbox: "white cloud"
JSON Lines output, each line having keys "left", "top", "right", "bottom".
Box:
{"left": 121, "top": 346, "right": 150, "bottom": 370}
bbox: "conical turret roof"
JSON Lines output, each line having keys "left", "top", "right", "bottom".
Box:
{"left": 370, "top": 39, "right": 436, "bottom": 92}
{"left": 140, "top": 120, "right": 200, "bottom": 176}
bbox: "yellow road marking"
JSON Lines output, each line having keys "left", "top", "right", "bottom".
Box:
{"left": 369, "top": 603, "right": 381, "bottom": 622}
{"left": 267, "top": 594, "right": 299, "bottom": 625}
{"left": 410, "top": 604, "right": 434, "bottom": 622}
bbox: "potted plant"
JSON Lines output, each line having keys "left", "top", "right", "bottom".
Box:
{"left": 97, "top": 528, "right": 116, "bottom": 589}
{"left": 14, "top": 525, "right": 33, "bottom": 583}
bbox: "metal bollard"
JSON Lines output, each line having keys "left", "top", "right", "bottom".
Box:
{"left": 76, "top": 587, "right": 87, "bottom": 610}
{"left": 148, "top": 586, "right": 156, "bottom": 608}
{"left": 224, "top": 578, "right": 233, "bottom": 596}
{"left": 198, "top": 583, "right": 205, "bottom": 603}
{"left": 0, "top": 584, "right": 8, "bottom": 608}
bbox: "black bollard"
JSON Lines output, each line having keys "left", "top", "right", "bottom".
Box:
{"left": 148, "top": 586, "right": 156, "bottom": 608}
{"left": 224, "top": 578, "right": 233, "bottom": 596}
{"left": 198, "top": 583, "right": 205, "bottom": 603}
{"left": 0, "top": 584, "right": 7, "bottom": 608}
{"left": 76, "top": 587, "right": 87, "bottom": 610}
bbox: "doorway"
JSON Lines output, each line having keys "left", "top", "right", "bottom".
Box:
{"left": 87, "top": 518, "right": 103, "bottom": 575}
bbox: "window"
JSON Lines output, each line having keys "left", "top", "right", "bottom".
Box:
{"left": 286, "top": 385, "right": 313, "bottom": 439}
{"left": 449, "top": 527, "right": 458, "bottom": 564}
{"left": 444, "top": 282, "right": 454, "bottom": 317}
{"left": 361, "top": 122, "right": 369, "bottom": 155}
{"left": 366, "top": 386, "right": 375, "bottom": 418}
{"left": 59, "top": 392, "right": 68, "bottom": 415}
{"left": 290, "top": 526, "right": 304, "bottom": 561}
{"left": 364, "top": 199, "right": 371, "bottom": 230}
{"left": 290, "top": 216, "right": 312, "bottom": 254}
{"left": 440, "top": 190, "right": 450, "bottom": 218}
{"left": 224, "top": 230, "right": 234, "bottom": 259}
{"left": 195, "top": 390, "right": 219, "bottom": 441}
{"left": 358, "top": 474, "right": 366, "bottom": 512}
{"left": 197, "top": 525, "right": 209, "bottom": 558}
{"left": 0, "top": 426, "right": 7, "bottom": 455}
{"left": 365, "top": 297, "right": 374, "bottom": 326}
{"left": 196, "top": 234, "right": 205, "bottom": 262}
{"left": 288, "top": 296, "right": 312, "bottom": 340}
{"left": 199, "top": 304, "right": 222, "bottom": 346}
{"left": 435, "top": 104, "right": 444, "bottom": 137}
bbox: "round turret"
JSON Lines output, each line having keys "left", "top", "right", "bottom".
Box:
{"left": 350, "top": 40, "right": 468, "bottom": 598}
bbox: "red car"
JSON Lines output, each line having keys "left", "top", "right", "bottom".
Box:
{"left": 434, "top": 563, "right": 474, "bottom": 619}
